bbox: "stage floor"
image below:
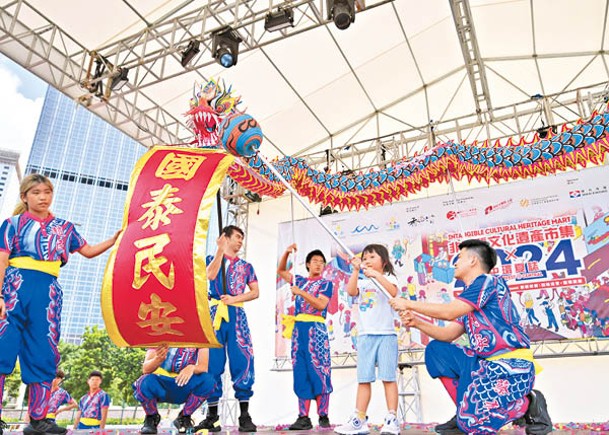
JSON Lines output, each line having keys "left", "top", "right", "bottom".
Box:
{"left": 0, "top": 426, "right": 602, "bottom": 434}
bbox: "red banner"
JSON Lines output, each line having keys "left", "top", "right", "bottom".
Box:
{"left": 102, "top": 147, "right": 233, "bottom": 347}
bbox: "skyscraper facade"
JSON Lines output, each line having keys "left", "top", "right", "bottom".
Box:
{"left": 25, "top": 86, "right": 145, "bottom": 343}
{"left": 0, "top": 149, "right": 21, "bottom": 219}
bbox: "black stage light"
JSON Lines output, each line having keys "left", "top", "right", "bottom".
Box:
{"left": 264, "top": 7, "right": 294, "bottom": 32}
{"left": 181, "top": 40, "right": 201, "bottom": 67}
{"left": 327, "top": 0, "right": 355, "bottom": 30}
{"left": 212, "top": 27, "right": 242, "bottom": 68}
{"left": 110, "top": 67, "right": 129, "bottom": 91}
{"left": 244, "top": 191, "right": 262, "bottom": 203}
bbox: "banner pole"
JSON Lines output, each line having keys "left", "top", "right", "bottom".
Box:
{"left": 256, "top": 152, "right": 393, "bottom": 299}
{"left": 216, "top": 190, "right": 228, "bottom": 295}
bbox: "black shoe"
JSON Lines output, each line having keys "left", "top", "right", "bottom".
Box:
{"left": 238, "top": 413, "right": 257, "bottom": 432}
{"left": 141, "top": 413, "right": 161, "bottom": 434}
{"left": 434, "top": 415, "right": 464, "bottom": 434}
{"left": 524, "top": 390, "right": 553, "bottom": 435}
{"left": 0, "top": 419, "right": 7, "bottom": 435}
{"left": 289, "top": 416, "right": 313, "bottom": 430}
{"left": 173, "top": 411, "right": 195, "bottom": 433}
{"left": 194, "top": 414, "right": 222, "bottom": 433}
{"left": 23, "top": 418, "right": 67, "bottom": 435}
{"left": 318, "top": 415, "right": 331, "bottom": 428}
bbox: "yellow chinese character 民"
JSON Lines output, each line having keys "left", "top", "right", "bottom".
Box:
{"left": 133, "top": 234, "right": 175, "bottom": 290}
{"left": 137, "top": 293, "right": 184, "bottom": 336}
{"left": 155, "top": 152, "right": 206, "bottom": 181}
{"left": 138, "top": 183, "right": 184, "bottom": 230}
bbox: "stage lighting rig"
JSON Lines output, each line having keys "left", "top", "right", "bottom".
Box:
{"left": 212, "top": 27, "right": 242, "bottom": 68}
{"left": 327, "top": 0, "right": 355, "bottom": 30}
{"left": 181, "top": 40, "right": 201, "bottom": 67}
{"left": 110, "top": 67, "right": 130, "bottom": 91}
{"left": 264, "top": 7, "right": 294, "bottom": 32}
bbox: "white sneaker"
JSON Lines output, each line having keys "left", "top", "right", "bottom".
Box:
{"left": 334, "top": 413, "right": 370, "bottom": 435}
{"left": 380, "top": 412, "right": 400, "bottom": 435}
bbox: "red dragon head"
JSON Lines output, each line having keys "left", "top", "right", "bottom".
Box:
{"left": 186, "top": 79, "right": 241, "bottom": 147}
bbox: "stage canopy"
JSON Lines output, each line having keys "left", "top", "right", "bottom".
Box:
{"left": 1, "top": 0, "right": 609, "bottom": 168}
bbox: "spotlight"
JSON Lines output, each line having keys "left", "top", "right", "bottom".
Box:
{"left": 320, "top": 206, "right": 337, "bottom": 216}
{"left": 327, "top": 0, "right": 355, "bottom": 30}
{"left": 110, "top": 67, "right": 129, "bottom": 91}
{"left": 264, "top": 7, "right": 294, "bottom": 32}
{"left": 181, "top": 40, "right": 201, "bottom": 67}
{"left": 212, "top": 27, "right": 242, "bottom": 68}
{"left": 244, "top": 190, "right": 262, "bottom": 203}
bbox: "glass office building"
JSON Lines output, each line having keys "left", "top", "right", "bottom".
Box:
{"left": 25, "top": 86, "right": 145, "bottom": 343}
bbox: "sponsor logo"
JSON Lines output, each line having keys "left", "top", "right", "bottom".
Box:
{"left": 407, "top": 215, "right": 435, "bottom": 226}
{"left": 442, "top": 196, "right": 474, "bottom": 207}
{"left": 446, "top": 208, "right": 477, "bottom": 220}
{"left": 568, "top": 186, "right": 608, "bottom": 199}
{"left": 386, "top": 217, "right": 400, "bottom": 231}
{"left": 484, "top": 199, "right": 513, "bottom": 215}
{"left": 520, "top": 198, "right": 530, "bottom": 208}
{"left": 350, "top": 224, "right": 380, "bottom": 235}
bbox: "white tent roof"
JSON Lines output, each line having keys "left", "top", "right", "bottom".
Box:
{"left": 1, "top": 0, "right": 608, "bottom": 163}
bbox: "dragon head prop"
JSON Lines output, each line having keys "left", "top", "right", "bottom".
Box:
{"left": 186, "top": 79, "right": 241, "bottom": 147}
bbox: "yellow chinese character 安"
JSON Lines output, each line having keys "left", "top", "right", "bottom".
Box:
{"left": 137, "top": 293, "right": 184, "bottom": 336}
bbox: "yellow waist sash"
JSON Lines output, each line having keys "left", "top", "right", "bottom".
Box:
{"left": 210, "top": 298, "right": 244, "bottom": 330}
{"left": 46, "top": 413, "right": 56, "bottom": 419}
{"left": 80, "top": 417, "right": 101, "bottom": 426}
{"left": 153, "top": 367, "right": 178, "bottom": 378}
{"left": 281, "top": 313, "right": 325, "bottom": 339}
{"left": 486, "top": 348, "right": 543, "bottom": 374}
{"left": 9, "top": 257, "right": 61, "bottom": 277}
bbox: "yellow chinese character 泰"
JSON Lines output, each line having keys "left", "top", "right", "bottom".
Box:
{"left": 138, "top": 183, "right": 184, "bottom": 230}
{"left": 155, "top": 152, "right": 206, "bottom": 181}
{"left": 133, "top": 234, "right": 175, "bottom": 290}
{"left": 137, "top": 293, "right": 184, "bottom": 336}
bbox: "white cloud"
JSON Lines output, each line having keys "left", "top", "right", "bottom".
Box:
{"left": 0, "top": 65, "right": 44, "bottom": 171}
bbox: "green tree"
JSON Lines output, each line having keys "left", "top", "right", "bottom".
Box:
{"left": 3, "top": 361, "right": 22, "bottom": 405}
{"left": 59, "top": 326, "right": 145, "bottom": 406}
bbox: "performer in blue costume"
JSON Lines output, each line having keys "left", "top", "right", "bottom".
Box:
{"left": 45, "top": 370, "right": 77, "bottom": 422}
{"left": 277, "top": 244, "right": 334, "bottom": 430}
{"left": 73, "top": 371, "right": 110, "bottom": 429}
{"left": 390, "top": 239, "right": 553, "bottom": 435}
{"left": 195, "top": 225, "right": 259, "bottom": 433}
{"left": 133, "top": 345, "right": 216, "bottom": 434}
{"left": 0, "top": 174, "right": 118, "bottom": 435}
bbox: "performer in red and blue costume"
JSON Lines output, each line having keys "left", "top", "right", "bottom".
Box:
{"left": 0, "top": 174, "right": 118, "bottom": 435}
{"left": 196, "top": 225, "right": 259, "bottom": 433}
{"left": 390, "top": 239, "right": 553, "bottom": 435}
{"left": 278, "top": 244, "right": 333, "bottom": 431}
{"left": 73, "top": 371, "right": 110, "bottom": 429}
{"left": 133, "top": 345, "right": 216, "bottom": 434}
{"left": 45, "top": 370, "right": 77, "bottom": 422}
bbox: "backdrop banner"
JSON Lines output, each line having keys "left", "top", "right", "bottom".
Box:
{"left": 102, "top": 147, "right": 233, "bottom": 347}
{"left": 276, "top": 165, "right": 609, "bottom": 357}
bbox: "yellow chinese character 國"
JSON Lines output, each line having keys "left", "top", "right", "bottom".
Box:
{"left": 138, "top": 183, "right": 184, "bottom": 230}
{"left": 133, "top": 234, "right": 175, "bottom": 290}
{"left": 137, "top": 293, "right": 184, "bottom": 336}
{"left": 155, "top": 152, "right": 206, "bottom": 181}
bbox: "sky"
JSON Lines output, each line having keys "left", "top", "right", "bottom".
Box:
{"left": 0, "top": 53, "right": 48, "bottom": 170}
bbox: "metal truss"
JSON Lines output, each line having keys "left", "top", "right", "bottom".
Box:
{"left": 397, "top": 363, "right": 422, "bottom": 423}
{"left": 0, "top": 0, "right": 389, "bottom": 148}
{"left": 298, "top": 80, "right": 609, "bottom": 174}
{"left": 273, "top": 337, "right": 609, "bottom": 370}
{"left": 449, "top": 0, "right": 493, "bottom": 121}
{"left": 220, "top": 177, "right": 251, "bottom": 254}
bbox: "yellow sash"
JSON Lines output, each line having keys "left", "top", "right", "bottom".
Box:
{"left": 46, "top": 413, "right": 56, "bottom": 419}
{"left": 486, "top": 348, "right": 543, "bottom": 374}
{"left": 80, "top": 417, "right": 101, "bottom": 426}
{"left": 281, "top": 314, "right": 325, "bottom": 339}
{"left": 210, "top": 299, "right": 244, "bottom": 330}
{"left": 153, "top": 367, "right": 178, "bottom": 378}
{"left": 9, "top": 257, "right": 61, "bottom": 277}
